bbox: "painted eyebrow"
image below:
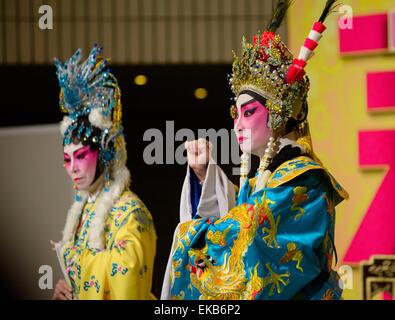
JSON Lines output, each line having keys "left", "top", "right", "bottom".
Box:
{"left": 63, "top": 146, "right": 86, "bottom": 157}
{"left": 74, "top": 147, "right": 89, "bottom": 156}
{"left": 240, "top": 99, "right": 257, "bottom": 108}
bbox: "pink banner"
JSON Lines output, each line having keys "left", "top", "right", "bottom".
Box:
{"left": 390, "top": 11, "right": 395, "bottom": 51}
{"left": 343, "top": 130, "right": 395, "bottom": 263}
{"left": 339, "top": 14, "right": 388, "bottom": 54}
{"left": 367, "top": 71, "right": 395, "bottom": 109}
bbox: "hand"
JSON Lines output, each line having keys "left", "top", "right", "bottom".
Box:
{"left": 185, "top": 139, "right": 212, "bottom": 182}
{"left": 52, "top": 279, "right": 73, "bottom": 300}
{"left": 50, "top": 240, "right": 56, "bottom": 252}
{"left": 50, "top": 240, "right": 64, "bottom": 252}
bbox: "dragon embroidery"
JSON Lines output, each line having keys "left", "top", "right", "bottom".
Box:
{"left": 172, "top": 194, "right": 290, "bottom": 299}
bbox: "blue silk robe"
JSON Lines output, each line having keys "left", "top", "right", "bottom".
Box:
{"left": 169, "top": 156, "right": 348, "bottom": 300}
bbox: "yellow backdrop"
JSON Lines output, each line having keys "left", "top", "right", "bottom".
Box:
{"left": 288, "top": 0, "right": 395, "bottom": 300}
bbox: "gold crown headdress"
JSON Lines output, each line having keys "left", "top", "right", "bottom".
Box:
{"left": 229, "top": 0, "right": 338, "bottom": 130}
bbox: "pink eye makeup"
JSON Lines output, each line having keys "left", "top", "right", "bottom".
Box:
{"left": 234, "top": 93, "right": 271, "bottom": 156}
{"left": 241, "top": 100, "right": 261, "bottom": 111}
{"left": 243, "top": 106, "right": 258, "bottom": 117}
{"left": 76, "top": 151, "right": 87, "bottom": 160}
{"left": 63, "top": 154, "right": 71, "bottom": 164}
{"left": 74, "top": 146, "right": 90, "bottom": 157}
{"left": 63, "top": 143, "right": 99, "bottom": 190}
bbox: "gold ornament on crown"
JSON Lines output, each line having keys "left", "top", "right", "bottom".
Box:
{"left": 229, "top": 31, "right": 310, "bottom": 130}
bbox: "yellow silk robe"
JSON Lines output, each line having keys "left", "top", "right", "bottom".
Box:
{"left": 60, "top": 189, "right": 157, "bottom": 300}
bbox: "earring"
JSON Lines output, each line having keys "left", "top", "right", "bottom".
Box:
{"left": 73, "top": 183, "right": 82, "bottom": 201}
{"left": 104, "top": 166, "right": 110, "bottom": 192}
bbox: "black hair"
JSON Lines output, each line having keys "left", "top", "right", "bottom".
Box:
{"left": 66, "top": 116, "right": 101, "bottom": 151}
{"left": 267, "top": 144, "right": 303, "bottom": 173}
{"left": 285, "top": 99, "right": 309, "bottom": 133}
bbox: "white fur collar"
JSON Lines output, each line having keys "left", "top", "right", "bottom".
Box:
{"left": 61, "top": 164, "right": 130, "bottom": 249}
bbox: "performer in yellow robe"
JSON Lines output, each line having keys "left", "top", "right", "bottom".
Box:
{"left": 51, "top": 45, "right": 157, "bottom": 300}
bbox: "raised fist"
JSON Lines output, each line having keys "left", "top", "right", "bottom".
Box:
{"left": 185, "top": 139, "right": 212, "bottom": 182}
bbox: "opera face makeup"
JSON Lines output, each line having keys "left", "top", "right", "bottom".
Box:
{"left": 63, "top": 143, "right": 98, "bottom": 190}
{"left": 234, "top": 93, "right": 271, "bottom": 156}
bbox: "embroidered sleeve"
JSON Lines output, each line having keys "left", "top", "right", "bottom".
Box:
{"left": 169, "top": 170, "right": 340, "bottom": 300}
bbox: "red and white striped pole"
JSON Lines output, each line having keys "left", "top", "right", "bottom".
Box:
{"left": 286, "top": 22, "right": 327, "bottom": 84}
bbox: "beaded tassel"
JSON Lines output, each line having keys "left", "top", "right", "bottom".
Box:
{"left": 239, "top": 152, "right": 250, "bottom": 192}
{"left": 104, "top": 166, "right": 110, "bottom": 192}
{"left": 255, "top": 137, "right": 277, "bottom": 192}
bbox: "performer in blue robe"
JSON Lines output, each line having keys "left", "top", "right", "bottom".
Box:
{"left": 161, "top": 0, "right": 348, "bottom": 300}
